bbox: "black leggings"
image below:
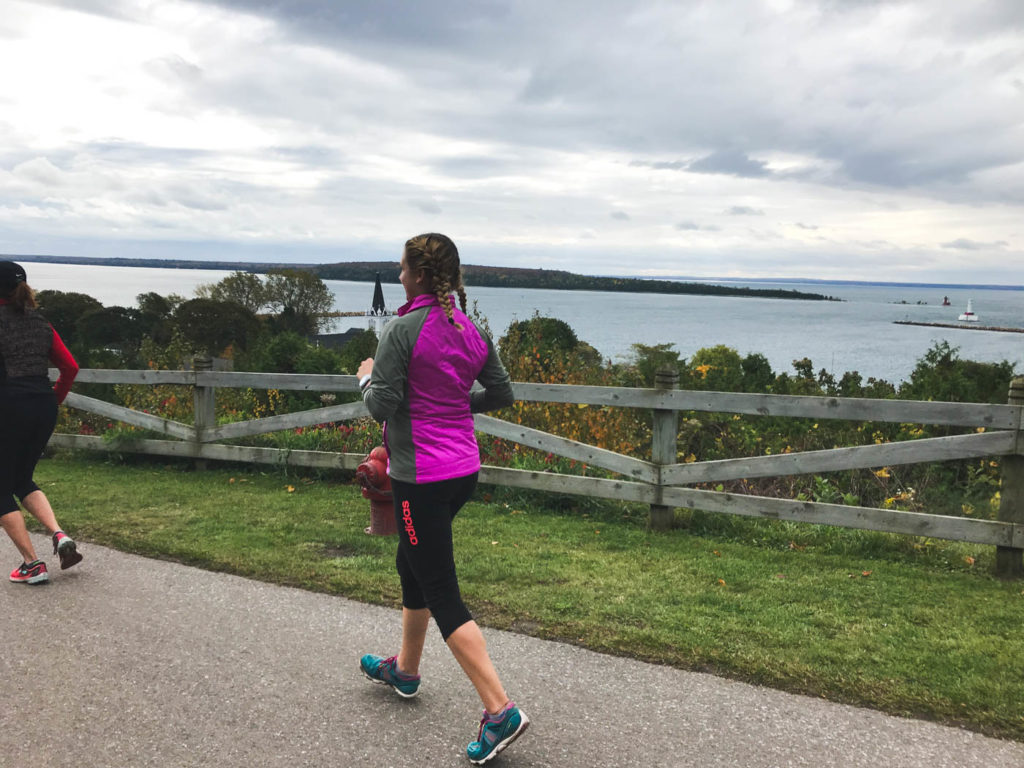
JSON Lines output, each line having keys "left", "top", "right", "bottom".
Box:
{"left": 0, "top": 393, "right": 57, "bottom": 516}
{"left": 390, "top": 473, "right": 477, "bottom": 640}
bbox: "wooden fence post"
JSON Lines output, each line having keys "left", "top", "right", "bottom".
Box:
{"left": 192, "top": 356, "right": 216, "bottom": 470}
{"left": 649, "top": 366, "right": 680, "bottom": 531}
{"left": 996, "top": 376, "right": 1024, "bottom": 578}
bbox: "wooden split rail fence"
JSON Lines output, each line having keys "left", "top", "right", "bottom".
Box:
{"left": 47, "top": 364, "right": 1024, "bottom": 577}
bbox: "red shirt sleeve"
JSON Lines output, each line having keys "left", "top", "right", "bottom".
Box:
{"left": 49, "top": 326, "right": 79, "bottom": 404}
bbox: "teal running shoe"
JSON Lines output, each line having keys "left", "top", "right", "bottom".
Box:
{"left": 359, "top": 654, "right": 421, "bottom": 699}
{"left": 466, "top": 702, "right": 529, "bottom": 764}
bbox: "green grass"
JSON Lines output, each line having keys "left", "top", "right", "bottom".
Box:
{"left": 31, "top": 451, "right": 1024, "bottom": 741}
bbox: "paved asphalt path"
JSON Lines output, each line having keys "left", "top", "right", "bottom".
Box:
{"left": 2, "top": 534, "right": 1022, "bottom": 768}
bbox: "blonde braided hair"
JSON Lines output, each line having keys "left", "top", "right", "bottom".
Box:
{"left": 404, "top": 233, "right": 467, "bottom": 327}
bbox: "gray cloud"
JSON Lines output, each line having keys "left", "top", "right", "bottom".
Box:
{"left": 675, "top": 221, "right": 720, "bottom": 231}
{"left": 85, "top": 141, "right": 214, "bottom": 166}
{"left": 632, "top": 152, "right": 770, "bottom": 178}
{"left": 796, "top": 223, "right": 819, "bottom": 230}
{"left": 630, "top": 160, "right": 687, "bottom": 171}
{"left": 268, "top": 145, "right": 348, "bottom": 166}
{"left": 124, "top": 178, "right": 257, "bottom": 212}
{"left": 610, "top": 211, "right": 630, "bottom": 221}
{"left": 0, "top": 194, "right": 72, "bottom": 214}
{"left": 31, "top": 0, "right": 137, "bottom": 20}
{"left": 207, "top": 0, "right": 512, "bottom": 49}
{"left": 412, "top": 199, "right": 442, "bottom": 215}
{"left": 727, "top": 206, "right": 764, "bottom": 216}
{"left": 171, "top": 196, "right": 230, "bottom": 213}
{"left": 143, "top": 54, "right": 203, "bottom": 84}
{"left": 941, "top": 238, "right": 1009, "bottom": 250}
{"left": 12, "top": 157, "right": 64, "bottom": 186}
{"left": 838, "top": 149, "right": 993, "bottom": 188}
{"left": 688, "top": 150, "right": 770, "bottom": 178}
{"left": 918, "top": 0, "right": 1024, "bottom": 38}
{"left": 431, "top": 156, "right": 518, "bottom": 179}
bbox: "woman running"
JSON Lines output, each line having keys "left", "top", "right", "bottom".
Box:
{"left": 0, "top": 261, "right": 82, "bottom": 584}
{"left": 357, "top": 234, "right": 527, "bottom": 764}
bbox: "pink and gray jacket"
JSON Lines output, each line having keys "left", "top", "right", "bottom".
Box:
{"left": 362, "top": 294, "right": 513, "bottom": 484}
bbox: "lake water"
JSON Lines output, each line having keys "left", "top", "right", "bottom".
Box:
{"left": 20, "top": 261, "right": 1024, "bottom": 386}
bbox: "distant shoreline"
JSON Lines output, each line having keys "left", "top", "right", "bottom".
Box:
{"left": 8, "top": 254, "right": 317, "bottom": 273}
{"left": 646, "top": 275, "right": 1024, "bottom": 292}
{"left": 6, "top": 254, "right": 837, "bottom": 302}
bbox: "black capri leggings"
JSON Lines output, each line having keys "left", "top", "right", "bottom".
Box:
{"left": 0, "top": 393, "right": 57, "bottom": 516}
{"left": 390, "top": 473, "right": 477, "bottom": 640}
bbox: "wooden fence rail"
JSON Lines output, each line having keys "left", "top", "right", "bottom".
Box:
{"left": 49, "top": 366, "right": 1024, "bottom": 577}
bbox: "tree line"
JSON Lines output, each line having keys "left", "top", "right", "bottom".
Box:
{"left": 36, "top": 270, "right": 376, "bottom": 377}
{"left": 314, "top": 262, "right": 837, "bottom": 301}
{"left": 11, "top": 254, "right": 836, "bottom": 301}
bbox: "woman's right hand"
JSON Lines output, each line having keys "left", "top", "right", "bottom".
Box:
{"left": 357, "top": 358, "right": 374, "bottom": 380}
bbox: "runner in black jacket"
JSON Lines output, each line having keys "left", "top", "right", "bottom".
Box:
{"left": 0, "top": 261, "right": 83, "bottom": 584}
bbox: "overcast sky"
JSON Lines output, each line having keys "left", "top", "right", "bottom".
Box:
{"left": 2, "top": 0, "right": 1023, "bottom": 283}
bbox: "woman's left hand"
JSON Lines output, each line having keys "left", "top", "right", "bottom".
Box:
{"left": 357, "top": 358, "right": 374, "bottom": 379}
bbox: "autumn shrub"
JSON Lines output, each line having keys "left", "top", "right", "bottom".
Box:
{"left": 497, "top": 313, "right": 648, "bottom": 460}
{"left": 246, "top": 418, "right": 382, "bottom": 457}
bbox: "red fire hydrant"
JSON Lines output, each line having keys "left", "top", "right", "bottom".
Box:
{"left": 356, "top": 446, "right": 396, "bottom": 535}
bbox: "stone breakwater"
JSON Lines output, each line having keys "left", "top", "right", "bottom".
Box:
{"left": 894, "top": 320, "right": 1024, "bottom": 334}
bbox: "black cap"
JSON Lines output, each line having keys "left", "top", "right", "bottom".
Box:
{"left": 0, "top": 261, "right": 27, "bottom": 293}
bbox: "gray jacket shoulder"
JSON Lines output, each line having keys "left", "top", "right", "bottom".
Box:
{"left": 362, "top": 309, "right": 431, "bottom": 422}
